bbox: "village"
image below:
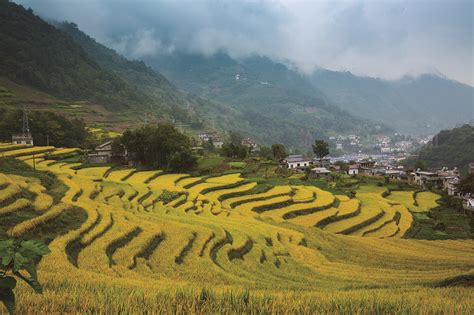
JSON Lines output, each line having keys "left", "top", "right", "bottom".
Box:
{"left": 10, "top": 110, "right": 474, "bottom": 220}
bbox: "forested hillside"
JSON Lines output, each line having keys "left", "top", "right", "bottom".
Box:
{"left": 147, "top": 52, "right": 386, "bottom": 146}
{"left": 0, "top": 0, "right": 384, "bottom": 148}
{"left": 311, "top": 70, "right": 474, "bottom": 134}
{"left": 56, "top": 22, "right": 213, "bottom": 125}
{"left": 411, "top": 124, "right": 474, "bottom": 173}
{"left": 0, "top": 0, "right": 144, "bottom": 110}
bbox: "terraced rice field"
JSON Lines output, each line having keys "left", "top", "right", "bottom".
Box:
{"left": 1, "top": 144, "right": 473, "bottom": 313}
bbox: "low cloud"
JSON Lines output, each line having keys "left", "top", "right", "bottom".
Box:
{"left": 15, "top": 0, "right": 474, "bottom": 85}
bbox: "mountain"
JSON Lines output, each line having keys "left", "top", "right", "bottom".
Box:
{"left": 1, "top": 1, "right": 385, "bottom": 148}
{"left": 310, "top": 69, "right": 474, "bottom": 134}
{"left": 0, "top": 0, "right": 143, "bottom": 111}
{"left": 0, "top": 0, "right": 215, "bottom": 126}
{"left": 410, "top": 124, "right": 474, "bottom": 173}
{"left": 54, "top": 21, "right": 223, "bottom": 126}
{"left": 146, "top": 52, "right": 387, "bottom": 147}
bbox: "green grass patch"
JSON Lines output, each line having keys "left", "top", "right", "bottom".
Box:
{"left": 405, "top": 203, "right": 473, "bottom": 240}
{"left": 228, "top": 161, "right": 247, "bottom": 168}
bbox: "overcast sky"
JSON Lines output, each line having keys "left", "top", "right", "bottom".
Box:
{"left": 15, "top": 0, "right": 474, "bottom": 86}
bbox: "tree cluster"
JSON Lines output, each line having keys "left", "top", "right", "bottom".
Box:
{"left": 220, "top": 131, "right": 248, "bottom": 159}
{"left": 459, "top": 173, "right": 474, "bottom": 194}
{"left": 0, "top": 109, "right": 88, "bottom": 148}
{"left": 119, "top": 123, "right": 197, "bottom": 172}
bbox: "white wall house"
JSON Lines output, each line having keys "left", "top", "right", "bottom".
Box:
{"left": 12, "top": 134, "right": 33, "bottom": 146}
{"left": 348, "top": 164, "right": 359, "bottom": 175}
{"left": 282, "top": 155, "right": 312, "bottom": 170}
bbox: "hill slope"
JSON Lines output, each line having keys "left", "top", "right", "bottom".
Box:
{"left": 310, "top": 69, "right": 474, "bottom": 134}
{"left": 1, "top": 0, "right": 383, "bottom": 147}
{"left": 55, "top": 22, "right": 218, "bottom": 125}
{"left": 146, "top": 52, "right": 387, "bottom": 147}
{"left": 0, "top": 0, "right": 144, "bottom": 110}
{"left": 411, "top": 124, "right": 474, "bottom": 173}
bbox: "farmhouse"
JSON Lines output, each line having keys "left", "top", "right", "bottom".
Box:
{"left": 310, "top": 167, "right": 331, "bottom": 178}
{"left": 348, "top": 164, "right": 360, "bottom": 175}
{"left": 87, "top": 141, "right": 113, "bottom": 164}
{"left": 462, "top": 198, "right": 474, "bottom": 216}
{"left": 385, "top": 169, "right": 406, "bottom": 180}
{"left": 241, "top": 138, "right": 259, "bottom": 152}
{"left": 12, "top": 134, "right": 33, "bottom": 146}
{"left": 313, "top": 157, "right": 331, "bottom": 168}
{"left": 409, "top": 170, "right": 442, "bottom": 189}
{"left": 281, "top": 155, "right": 312, "bottom": 170}
{"left": 359, "top": 159, "right": 376, "bottom": 169}
{"left": 446, "top": 177, "right": 461, "bottom": 196}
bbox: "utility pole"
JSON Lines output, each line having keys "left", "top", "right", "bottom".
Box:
{"left": 22, "top": 105, "right": 30, "bottom": 135}
{"left": 46, "top": 134, "right": 50, "bottom": 146}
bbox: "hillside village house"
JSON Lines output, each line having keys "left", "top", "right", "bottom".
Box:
{"left": 461, "top": 195, "right": 474, "bottom": 216}
{"left": 384, "top": 169, "right": 407, "bottom": 180}
{"left": 281, "top": 155, "right": 312, "bottom": 170}
{"left": 446, "top": 177, "right": 461, "bottom": 196}
{"left": 241, "top": 138, "right": 259, "bottom": 152}
{"left": 313, "top": 157, "right": 331, "bottom": 168}
{"left": 12, "top": 134, "right": 33, "bottom": 146}
{"left": 198, "top": 132, "right": 224, "bottom": 149}
{"left": 310, "top": 167, "right": 331, "bottom": 178}
{"left": 359, "top": 159, "right": 376, "bottom": 169}
{"left": 409, "top": 170, "right": 442, "bottom": 188}
{"left": 437, "top": 167, "right": 460, "bottom": 196}
{"left": 87, "top": 141, "right": 113, "bottom": 163}
{"left": 348, "top": 164, "right": 359, "bottom": 175}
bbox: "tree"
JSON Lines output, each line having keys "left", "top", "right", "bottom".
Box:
{"left": 312, "top": 140, "right": 329, "bottom": 160}
{"left": 220, "top": 143, "right": 247, "bottom": 159}
{"left": 271, "top": 144, "right": 287, "bottom": 160}
{"left": 202, "top": 138, "right": 215, "bottom": 151}
{"left": 0, "top": 109, "right": 88, "bottom": 148}
{"left": 0, "top": 239, "right": 50, "bottom": 314}
{"left": 459, "top": 173, "right": 474, "bottom": 194}
{"left": 414, "top": 160, "right": 427, "bottom": 171}
{"left": 169, "top": 148, "right": 198, "bottom": 172}
{"left": 119, "top": 123, "right": 197, "bottom": 171}
{"left": 258, "top": 146, "right": 273, "bottom": 159}
{"left": 229, "top": 131, "right": 243, "bottom": 146}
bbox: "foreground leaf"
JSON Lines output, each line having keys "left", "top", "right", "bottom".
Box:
{"left": 0, "top": 277, "right": 17, "bottom": 290}
{"left": 0, "top": 288, "right": 15, "bottom": 314}
{"left": 20, "top": 241, "right": 50, "bottom": 256}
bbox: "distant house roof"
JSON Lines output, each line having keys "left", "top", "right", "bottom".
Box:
{"left": 466, "top": 199, "right": 474, "bottom": 207}
{"left": 286, "top": 155, "right": 311, "bottom": 163}
{"left": 349, "top": 164, "right": 360, "bottom": 169}
{"left": 385, "top": 170, "right": 402, "bottom": 174}
{"left": 311, "top": 167, "right": 331, "bottom": 174}
{"left": 95, "top": 141, "right": 112, "bottom": 152}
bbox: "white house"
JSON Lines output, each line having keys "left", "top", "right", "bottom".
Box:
{"left": 213, "top": 140, "right": 224, "bottom": 149}
{"left": 281, "top": 155, "right": 312, "bottom": 170}
{"left": 12, "top": 134, "right": 33, "bottom": 146}
{"left": 311, "top": 167, "right": 331, "bottom": 178}
{"left": 348, "top": 164, "right": 360, "bottom": 175}
{"left": 87, "top": 141, "right": 113, "bottom": 163}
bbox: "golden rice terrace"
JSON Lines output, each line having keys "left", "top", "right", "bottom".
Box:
{"left": 0, "top": 144, "right": 473, "bottom": 313}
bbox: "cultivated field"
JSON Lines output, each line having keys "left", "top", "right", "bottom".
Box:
{"left": 1, "top": 144, "right": 473, "bottom": 313}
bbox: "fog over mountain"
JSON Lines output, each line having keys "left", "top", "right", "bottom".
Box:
{"left": 15, "top": 0, "right": 473, "bottom": 86}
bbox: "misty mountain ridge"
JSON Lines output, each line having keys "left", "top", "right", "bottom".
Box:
{"left": 2, "top": 0, "right": 471, "bottom": 149}
{"left": 0, "top": 0, "right": 381, "bottom": 149}
{"left": 147, "top": 49, "right": 473, "bottom": 136}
